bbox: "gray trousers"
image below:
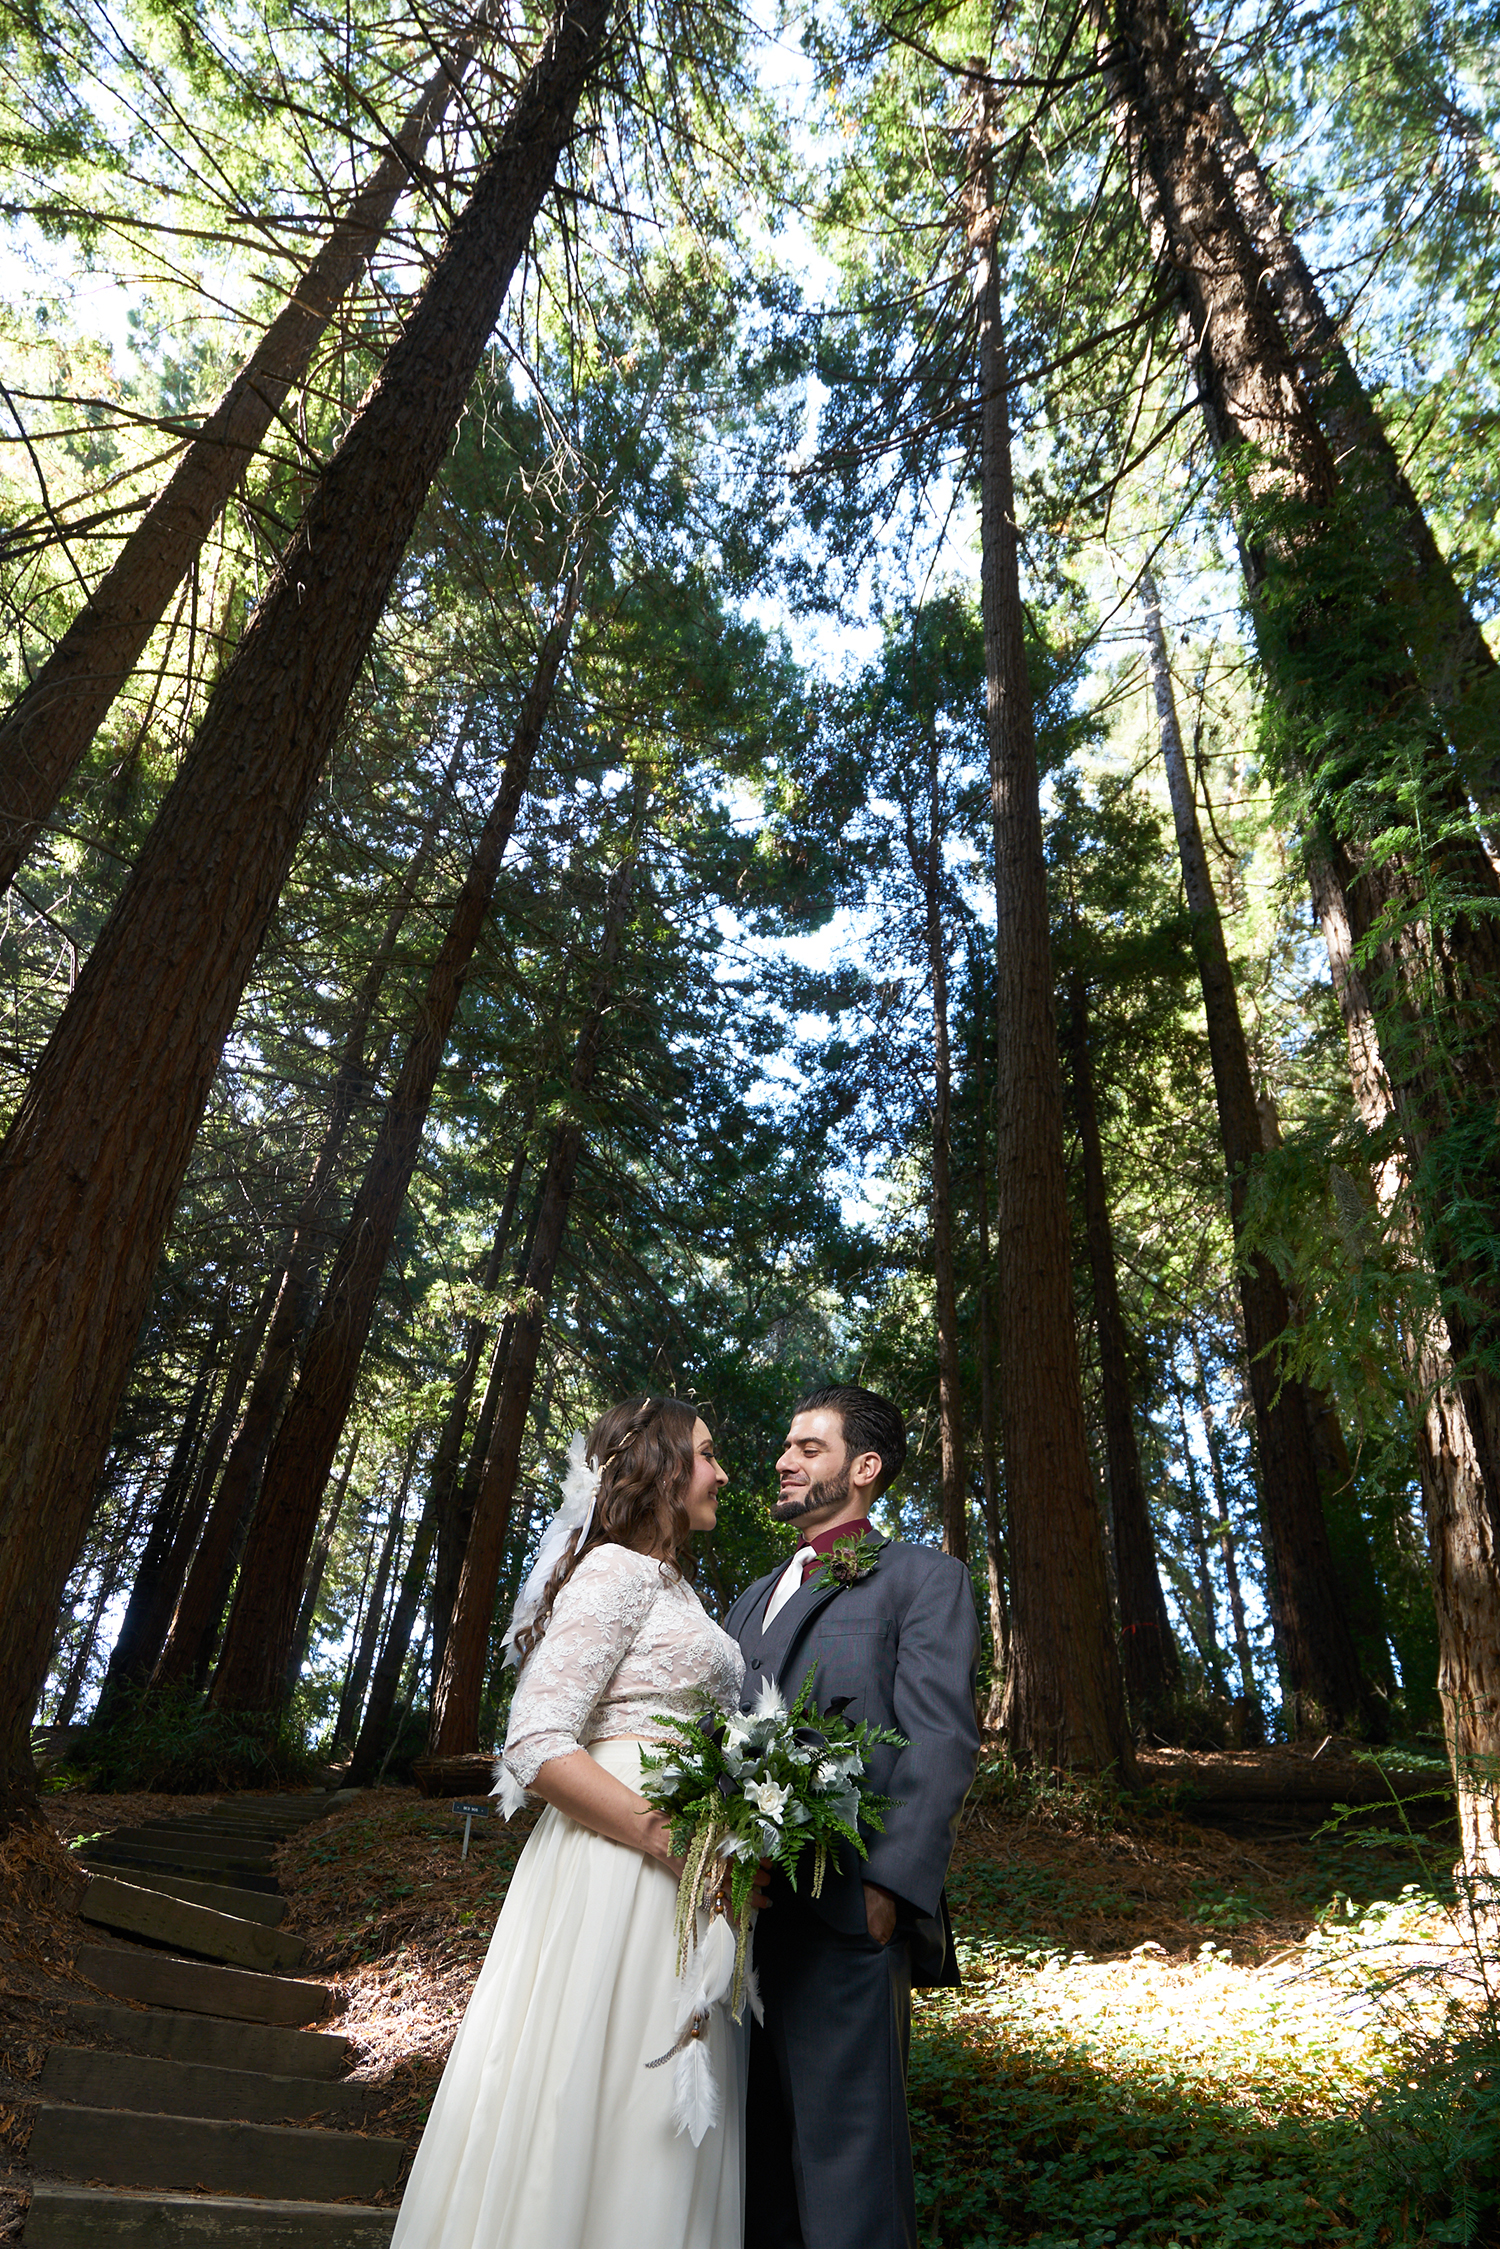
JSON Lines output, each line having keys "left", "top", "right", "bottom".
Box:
{"left": 745, "top": 1895, "right": 916, "bottom": 2249}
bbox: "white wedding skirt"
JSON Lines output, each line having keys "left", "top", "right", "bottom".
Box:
{"left": 388, "top": 1739, "right": 745, "bottom": 2249}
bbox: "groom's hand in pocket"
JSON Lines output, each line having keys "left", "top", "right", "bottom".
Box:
{"left": 863, "top": 1882, "right": 897, "bottom": 1945}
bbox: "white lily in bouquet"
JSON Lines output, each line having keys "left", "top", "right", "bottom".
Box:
{"left": 638, "top": 1668, "right": 904, "bottom": 2140}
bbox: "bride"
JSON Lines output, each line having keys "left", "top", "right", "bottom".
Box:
{"left": 388, "top": 1395, "right": 748, "bottom": 2249}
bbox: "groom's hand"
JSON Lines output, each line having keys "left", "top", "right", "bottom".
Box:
{"left": 863, "top": 1882, "right": 897, "bottom": 1946}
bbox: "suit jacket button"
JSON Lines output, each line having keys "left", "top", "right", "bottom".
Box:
{"left": 751, "top": 1659, "right": 761, "bottom": 1669}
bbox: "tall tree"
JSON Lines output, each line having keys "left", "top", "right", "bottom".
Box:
{"left": 911, "top": 650, "right": 967, "bottom": 1564}
{"left": 211, "top": 570, "right": 582, "bottom": 1713}
{"left": 332, "top": 1442, "right": 416, "bottom": 1749}
{"left": 0, "top": 0, "right": 612, "bottom": 1819}
{"left": 430, "top": 794, "right": 644, "bottom": 1755}
{"left": 154, "top": 727, "right": 466, "bottom": 1689}
{"left": 969, "top": 92, "right": 1133, "bottom": 1776}
{"left": 0, "top": 13, "right": 493, "bottom": 896}
{"left": 95, "top": 1271, "right": 236, "bottom": 1696}
{"left": 1065, "top": 971, "right": 1181, "bottom": 1721}
{"left": 1141, "top": 571, "right": 1380, "bottom": 1736}
{"left": 1092, "top": 0, "right": 1500, "bottom": 1546}
{"left": 1186, "top": 32, "right": 1500, "bottom": 809}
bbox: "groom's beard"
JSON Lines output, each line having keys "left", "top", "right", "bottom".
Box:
{"left": 774, "top": 1458, "right": 851, "bottom": 1525}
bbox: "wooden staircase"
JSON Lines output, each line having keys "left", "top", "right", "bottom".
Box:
{"left": 26, "top": 1796, "right": 403, "bottom": 2245}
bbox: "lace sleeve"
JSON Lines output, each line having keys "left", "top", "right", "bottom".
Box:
{"left": 499, "top": 1546, "right": 659, "bottom": 1790}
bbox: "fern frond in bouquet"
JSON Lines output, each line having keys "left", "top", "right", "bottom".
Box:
{"left": 640, "top": 1666, "right": 906, "bottom": 2010}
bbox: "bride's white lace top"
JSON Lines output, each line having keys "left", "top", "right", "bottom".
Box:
{"left": 501, "top": 1543, "right": 745, "bottom": 1789}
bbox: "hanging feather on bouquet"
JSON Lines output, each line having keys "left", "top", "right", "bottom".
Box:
{"left": 639, "top": 1667, "right": 905, "bottom": 2134}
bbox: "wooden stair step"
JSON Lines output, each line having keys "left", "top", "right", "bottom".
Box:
{"left": 22, "top": 2185, "right": 395, "bottom": 2245}
{"left": 79, "top": 1876, "right": 307, "bottom": 1974}
{"left": 40, "top": 2046, "right": 369, "bottom": 2126}
{"left": 78, "top": 1863, "right": 286, "bottom": 1926}
{"left": 29, "top": 2102, "right": 403, "bottom": 2201}
{"left": 76, "top": 1944, "right": 332, "bottom": 2025}
{"left": 63, "top": 2003, "right": 352, "bottom": 2079}
{"left": 94, "top": 1829, "right": 278, "bottom": 1869}
{"left": 80, "top": 1842, "right": 279, "bottom": 1892}
{"left": 137, "top": 1820, "right": 290, "bottom": 1844}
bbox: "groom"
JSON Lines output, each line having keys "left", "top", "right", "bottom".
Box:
{"left": 726, "top": 1384, "right": 980, "bottom": 2249}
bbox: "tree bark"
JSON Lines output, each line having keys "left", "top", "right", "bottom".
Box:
{"left": 348, "top": 1463, "right": 443, "bottom": 1784}
{"left": 0, "top": 16, "right": 492, "bottom": 895}
{"left": 908, "top": 719, "right": 966, "bottom": 1561}
{"left": 98, "top": 1274, "right": 235, "bottom": 1695}
{"left": 433, "top": 1166, "right": 543, "bottom": 1693}
{"left": 346, "top": 1182, "right": 534, "bottom": 1776}
{"left": 429, "top": 813, "right": 643, "bottom": 1757}
{"left": 0, "top": 0, "right": 611, "bottom": 1818}
{"left": 971, "top": 977, "right": 1009, "bottom": 1727}
{"left": 1184, "top": 38, "right": 1500, "bottom": 812}
{"left": 1186, "top": 1336, "right": 1257, "bottom": 1702}
{"left": 48, "top": 1470, "right": 156, "bottom": 1727}
{"left": 283, "top": 1427, "right": 361, "bottom": 1700}
{"left": 1098, "top": 0, "right": 1500, "bottom": 1540}
{"left": 212, "top": 580, "right": 580, "bottom": 1713}
{"left": 1065, "top": 973, "right": 1181, "bottom": 1717}
{"left": 1307, "top": 850, "right": 1500, "bottom": 1917}
{"left": 155, "top": 727, "right": 467, "bottom": 1690}
{"left": 967, "top": 108, "right": 1133, "bottom": 1777}
{"left": 333, "top": 1445, "right": 415, "bottom": 1749}
{"left": 1171, "top": 1390, "right": 1231, "bottom": 1697}
{"left": 416, "top": 1160, "right": 528, "bottom": 1700}
{"left": 1142, "top": 570, "right": 1379, "bottom": 1737}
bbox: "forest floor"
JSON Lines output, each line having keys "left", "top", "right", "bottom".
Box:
{"left": 3, "top": 1769, "right": 1494, "bottom": 2246}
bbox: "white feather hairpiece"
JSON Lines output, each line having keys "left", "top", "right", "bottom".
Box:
{"left": 499, "top": 1431, "right": 600, "bottom": 1671}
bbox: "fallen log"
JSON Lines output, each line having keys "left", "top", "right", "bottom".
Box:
{"left": 1136, "top": 1746, "right": 1452, "bottom": 1809}
{"left": 411, "top": 1753, "right": 496, "bottom": 1800}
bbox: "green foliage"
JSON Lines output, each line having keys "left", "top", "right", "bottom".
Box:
{"left": 908, "top": 2012, "right": 1499, "bottom": 2247}
{"left": 80, "top": 1684, "right": 319, "bottom": 1793}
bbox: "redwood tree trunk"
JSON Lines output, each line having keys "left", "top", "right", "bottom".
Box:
{"left": 211, "top": 584, "right": 579, "bottom": 1713}
{"left": 283, "top": 1428, "right": 361, "bottom": 1699}
{"left": 1187, "top": 1336, "right": 1257, "bottom": 1702}
{"left": 155, "top": 729, "right": 466, "bottom": 1688}
{"left": 1066, "top": 973, "right": 1180, "bottom": 1718}
{"left": 0, "top": 1, "right": 610, "bottom": 1813}
{"left": 333, "top": 1449, "right": 414, "bottom": 1749}
{"left": 1172, "top": 1392, "right": 1232, "bottom": 1697}
{"left": 98, "top": 1275, "right": 235, "bottom": 1695}
{"left": 1308, "top": 850, "right": 1500, "bottom": 1916}
{"left": 1098, "top": 0, "right": 1500, "bottom": 1538}
{"left": 0, "top": 17, "right": 491, "bottom": 894}
{"left": 909, "top": 722, "right": 967, "bottom": 1562}
{"left": 348, "top": 1471, "right": 442, "bottom": 1784}
{"left": 350, "top": 1184, "right": 525, "bottom": 1778}
{"left": 429, "top": 821, "right": 642, "bottom": 1756}
{"left": 49, "top": 1472, "right": 156, "bottom": 1726}
{"left": 1142, "top": 570, "right": 1379, "bottom": 1737}
{"left": 1184, "top": 38, "right": 1500, "bottom": 811}
{"left": 138, "top": 1262, "right": 281, "bottom": 1687}
{"left": 433, "top": 1168, "right": 542, "bottom": 1692}
{"left": 968, "top": 116, "right": 1133, "bottom": 1777}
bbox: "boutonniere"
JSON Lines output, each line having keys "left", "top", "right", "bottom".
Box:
{"left": 811, "top": 1530, "right": 883, "bottom": 1591}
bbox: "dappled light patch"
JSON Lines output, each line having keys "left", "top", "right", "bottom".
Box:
{"left": 271, "top": 1787, "right": 1498, "bottom": 2240}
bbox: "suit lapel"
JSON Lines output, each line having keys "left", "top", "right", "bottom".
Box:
{"left": 727, "top": 1568, "right": 782, "bottom": 1654}
{"left": 757, "top": 1531, "right": 890, "bottom": 1687}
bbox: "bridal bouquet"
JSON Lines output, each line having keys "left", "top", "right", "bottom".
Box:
{"left": 638, "top": 1670, "right": 904, "bottom": 2137}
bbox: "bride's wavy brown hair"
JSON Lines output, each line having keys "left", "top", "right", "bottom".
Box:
{"left": 510, "top": 1395, "right": 699, "bottom": 1666}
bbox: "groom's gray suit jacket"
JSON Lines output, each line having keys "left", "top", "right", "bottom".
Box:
{"left": 724, "top": 1533, "right": 980, "bottom": 1975}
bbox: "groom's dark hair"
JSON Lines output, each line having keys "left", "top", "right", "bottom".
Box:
{"left": 795, "top": 1384, "right": 906, "bottom": 1495}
